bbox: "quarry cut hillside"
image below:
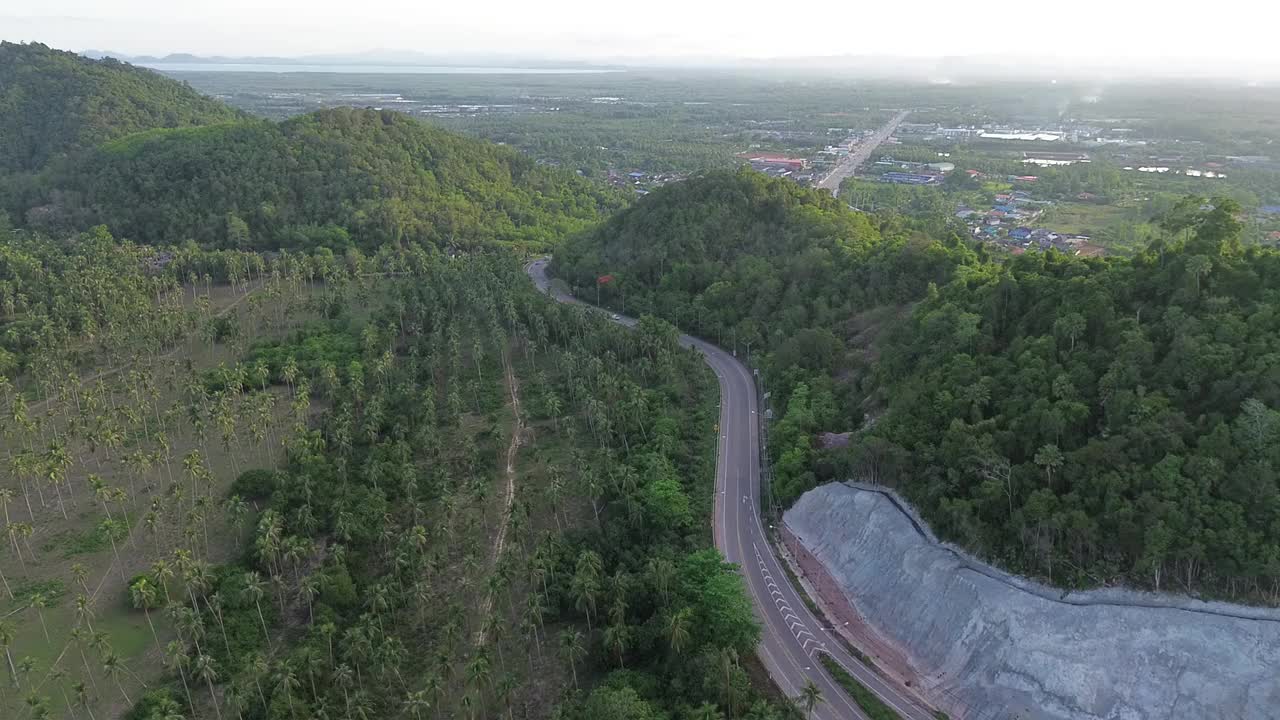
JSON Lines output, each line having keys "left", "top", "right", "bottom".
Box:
{"left": 784, "top": 483, "right": 1280, "bottom": 720}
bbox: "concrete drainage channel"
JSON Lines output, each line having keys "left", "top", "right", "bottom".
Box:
{"left": 784, "top": 482, "right": 1280, "bottom": 720}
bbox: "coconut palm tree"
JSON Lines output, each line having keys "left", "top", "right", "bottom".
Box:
{"left": 690, "top": 703, "right": 724, "bottom": 720}
{"left": 194, "top": 653, "right": 223, "bottom": 720}
{"left": 424, "top": 672, "right": 444, "bottom": 720}
{"left": 73, "top": 680, "right": 96, "bottom": 720}
{"left": 799, "top": 680, "right": 823, "bottom": 720}
{"left": 150, "top": 559, "right": 175, "bottom": 605}
{"left": 99, "top": 518, "right": 127, "bottom": 581}
{"left": 0, "top": 489, "right": 14, "bottom": 598}
{"left": 402, "top": 689, "right": 429, "bottom": 720}
{"left": 296, "top": 646, "right": 324, "bottom": 702}
{"left": 0, "top": 620, "right": 18, "bottom": 688}
{"left": 273, "top": 660, "right": 300, "bottom": 714}
{"left": 647, "top": 557, "right": 675, "bottom": 608}
{"left": 129, "top": 577, "right": 162, "bottom": 651}
{"left": 558, "top": 629, "right": 584, "bottom": 690}
{"left": 74, "top": 594, "right": 96, "bottom": 634}
{"left": 665, "top": 607, "right": 692, "bottom": 657}
{"left": 101, "top": 652, "right": 131, "bottom": 705}
{"left": 333, "top": 664, "right": 354, "bottom": 718}
{"left": 165, "top": 641, "right": 194, "bottom": 710}
{"left": 28, "top": 592, "right": 51, "bottom": 646}
{"left": 603, "top": 623, "right": 629, "bottom": 668}
{"left": 48, "top": 665, "right": 76, "bottom": 719}
{"left": 241, "top": 571, "right": 270, "bottom": 644}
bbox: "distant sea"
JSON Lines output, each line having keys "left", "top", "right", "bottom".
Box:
{"left": 142, "top": 62, "right": 619, "bottom": 74}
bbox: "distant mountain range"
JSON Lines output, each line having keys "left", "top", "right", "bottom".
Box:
{"left": 78, "top": 48, "right": 1280, "bottom": 83}
{"left": 80, "top": 49, "right": 617, "bottom": 70}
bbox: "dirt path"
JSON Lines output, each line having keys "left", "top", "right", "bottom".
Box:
{"left": 475, "top": 346, "right": 522, "bottom": 645}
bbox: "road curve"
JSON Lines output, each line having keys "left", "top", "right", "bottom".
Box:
{"left": 526, "top": 259, "right": 936, "bottom": 720}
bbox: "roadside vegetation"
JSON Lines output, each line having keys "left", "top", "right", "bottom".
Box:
{"left": 815, "top": 653, "right": 900, "bottom": 720}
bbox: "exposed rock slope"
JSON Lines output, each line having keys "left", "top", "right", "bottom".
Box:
{"left": 785, "top": 483, "right": 1280, "bottom": 720}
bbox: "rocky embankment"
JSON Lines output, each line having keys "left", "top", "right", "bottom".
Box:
{"left": 784, "top": 483, "right": 1280, "bottom": 720}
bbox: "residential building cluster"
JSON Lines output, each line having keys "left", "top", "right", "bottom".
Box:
{"left": 956, "top": 191, "right": 1105, "bottom": 257}
{"left": 605, "top": 168, "right": 687, "bottom": 195}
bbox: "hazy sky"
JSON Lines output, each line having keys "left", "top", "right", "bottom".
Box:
{"left": 4, "top": 0, "right": 1279, "bottom": 62}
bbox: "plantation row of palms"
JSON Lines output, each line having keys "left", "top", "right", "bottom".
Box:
{"left": 0, "top": 227, "right": 411, "bottom": 718}
{"left": 1, "top": 231, "right": 821, "bottom": 720}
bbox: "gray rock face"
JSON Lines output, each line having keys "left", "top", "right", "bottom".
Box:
{"left": 785, "top": 483, "right": 1280, "bottom": 720}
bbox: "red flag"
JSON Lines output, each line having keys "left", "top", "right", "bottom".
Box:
{"left": 597, "top": 274, "right": 615, "bottom": 285}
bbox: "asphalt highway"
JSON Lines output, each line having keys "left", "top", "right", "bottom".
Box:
{"left": 816, "top": 110, "right": 911, "bottom": 196}
{"left": 527, "top": 259, "right": 936, "bottom": 720}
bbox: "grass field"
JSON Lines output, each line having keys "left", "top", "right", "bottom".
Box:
{"left": 1040, "top": 202, "right": 1133, "bottom": 236}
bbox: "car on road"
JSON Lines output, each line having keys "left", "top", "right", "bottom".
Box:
{"left": 611, "top": 313, "right": 621, "bottom": 320}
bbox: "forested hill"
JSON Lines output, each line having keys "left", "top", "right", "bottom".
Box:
{"left": 863, "top": 201, "right": 1280, "bottom": 600}
{"left": 14, "top": 107, "right": 624, "bottom": 250}
{"left": 0, "top": 42, "right": 240, "bottom": 173}
{"left": 560, "top": 173, "right": 1280, "bottom": 602}
{"left": 556, "top": 169, "right": 974, "bottom": 341}
{"left": 1, "top": 43, "right": 622, "bottom": 251}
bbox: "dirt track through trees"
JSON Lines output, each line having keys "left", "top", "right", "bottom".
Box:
{"left": 475, "top": 345, "right": 522, "bottom": 645}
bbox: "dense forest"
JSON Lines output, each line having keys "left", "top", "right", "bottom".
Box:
{"left": 9, "top": 107, "right": 623, "bottom": 252}
{"left": 862, "top": 199, "right": 1280, "bottom": 599}
{"left": 0, "top": 42, "right": 239, "bottom": 174}
{"left": 561, "top": 172, "right": 1280, "bottom": 603}
{"left": 0, "top": 42, "right": 623, "bottom": 253}
{"left": 556, "top": 170, "right": 976, "bottom": 502}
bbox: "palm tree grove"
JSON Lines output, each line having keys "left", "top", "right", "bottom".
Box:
{"left": 0, "top": 42, "right": 801, "bottom": 720}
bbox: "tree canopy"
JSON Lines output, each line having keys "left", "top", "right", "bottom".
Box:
{"left": 559, "top": 171, "right": 1280, "bottom": 603}
{"left": 15, "top": 107, "right": 624, "bottom": 251}
{"left": 857, "top": 199, "right": 1280, "bottom": 599}
{"left": 0, "top": 42, "right": 240, "bottom": 173}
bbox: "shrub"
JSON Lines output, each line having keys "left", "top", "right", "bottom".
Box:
{"left": 231, "top": 468, "right": 279, "bottom": 500}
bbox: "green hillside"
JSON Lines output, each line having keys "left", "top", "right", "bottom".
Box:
{"left": 556, "top": 169, "right": 971, "bottom": 343}
{"left": 16, "top": 107, "right": 623, "bottom": 250}
{"left": 560, "top": 173, "right": 1280, "bottom": 602}
{"left": 864, "top": 201, "right": 1280, "bottom": 599}
{"left": 0, "top": 42, "right": 240, "bottom": 173}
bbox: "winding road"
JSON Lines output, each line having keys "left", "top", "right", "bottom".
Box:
{"left": 527, "top": 259, "right": 936, "bottom": 720}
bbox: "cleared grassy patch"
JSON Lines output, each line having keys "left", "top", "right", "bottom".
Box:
{"left": 1040, "top": 202, "right": 1131, "bottom": 235}
{"left": 0, "top": 280, "right": 327, "bottom": 720}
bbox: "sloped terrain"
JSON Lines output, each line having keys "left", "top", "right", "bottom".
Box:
{"left": 785, "top": 482, "right": 1280, "bottom": 720}
{"left": 0, "top": 42, "right": 239, "bottom": 172}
